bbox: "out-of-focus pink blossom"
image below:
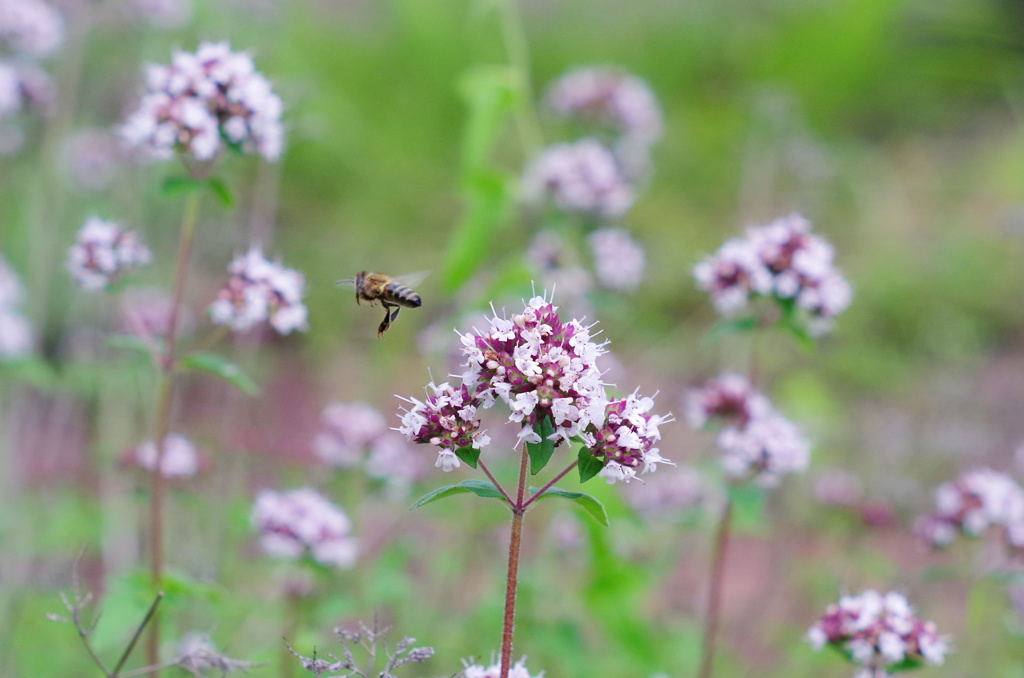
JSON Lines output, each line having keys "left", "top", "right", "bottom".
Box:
{"left": 67, "top": 217, "right": 152, "bottom": 291}
{"left": 251, "top": 487, "right": 357, "bottom": 569}
{"left": 916, "top": 467, "right": 1024, "bottom": 553}
{"left": 521, "top": 139, "right": 633, "bottom": 218}
{"left": 0, "top": 254, "right": 32, "bottom": 359}
{"left": 588, "top": 227, "right": 644, "bottom": 292}
{"left": 209, "top": 247, "right": 308, "bottom": 335}
{"left": 134, "top": 433, "right": 199, "bottom": 479}
{"left": 0, "top": 0, "right": 64, "bottom": 58}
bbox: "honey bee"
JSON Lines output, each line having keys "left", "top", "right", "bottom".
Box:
{"left": 337, "top": 271, "right": 424, "bottom": 337}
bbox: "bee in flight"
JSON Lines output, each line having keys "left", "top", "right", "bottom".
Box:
{"left": 337, "top": 271, "right": 424, "bottom": 337}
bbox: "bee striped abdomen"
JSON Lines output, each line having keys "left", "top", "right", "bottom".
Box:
{"left": 384, "top": 282, "right": 421, "bottom": 308}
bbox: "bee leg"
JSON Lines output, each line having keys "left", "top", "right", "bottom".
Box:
{"left": 378, "top": 301, "right": 396, "bottom": 337}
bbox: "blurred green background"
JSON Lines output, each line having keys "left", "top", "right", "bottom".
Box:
{"left": 3, "top": 0, "right": 1024, "bottom": 676}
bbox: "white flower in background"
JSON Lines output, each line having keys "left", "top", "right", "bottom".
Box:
{"left": 0, "top": 60, "right": 54, "bottom": 120}
{"left": 121, "top": 41, "right": 284, "bottom": 162}
{"left": 694, "top": 214, "right": 852, "bottom": 335}
{"left": 67, "top": 217, "right": 152, "bottom": 291}
{"left": 251, "top": 487, "right": 357, "bottom": 569}
{"left": 62, "top": 129, "right": 120, "bottom": 192}
{"left": 807, "top": 590, "right": 949, "bottom": 675}
{"left": 546, "top": 66, "right": 662, "bottom": 147}
{"left": 134, "top": 433, "right": 199, "bottom": 479}
{"left": 462, "top": 657, "right": 544, "bottom": 678}
{"left": 132, "top": 0, "right": 191, "bottom": 28}
{"left": 916, "top": 467, "right": 1024, "bottom": 553}
{"left": 314, "top": 401, "right": 388, "bottom": 467}
{"left": 0, "top": 254, "right": 32, "bottom": 359}
{"left": 0, "top": 0, "right": 64, "bottom": 57}
{"left": 588, "top": 227, "right": 645, "bottom": 292}
{"left": 521, "top": 139, "right": 633, "bottom": 218}
{"left": 209, "top": 247, "right": 308, "bottom": 335}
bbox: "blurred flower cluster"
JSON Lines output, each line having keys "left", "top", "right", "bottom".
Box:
{"left": 0, "top": 254, "right": 32, "bottom": 359}
{"left": 66, "top": 217, "right": 152, "bottom": 291}
{"left": 915, "top": 467, "right": 1024, "bottom": 552}
{"left": 694, "top": 213, "right": 852, "bottom": 335}
{"left": 807, "top": 589, "right": 948, "bottom": 678}
{"left": 133, "top": 433, "right": 200, "bottom": 479}
{"left": 521, "top": 66, "right": 662, "bottom": 305}
{"left": 251, "top": 487, "right": 357, "bottom": 569}
{"left": 314, "top": 401, "right": 425, "bottom": 488}
{"left": 400, "top": 295, "right": 671, "bottom": 483}
{"left": 121, "top": 41, "right": 283, "bottom": 163}
{"left": 209, "top": 247, "right": 308, "bottom": 335}
{"left": 686, "top": 373, "right": 809, "bottom": 486}
{"left": 0, "top": 0, "right": 62, "bottom": 152}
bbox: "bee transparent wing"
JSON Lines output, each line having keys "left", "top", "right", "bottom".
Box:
{"left": 390, "top": 270, "right": 430, "bottom": 288}
{"left": 335, "top": 277, "right": 355, "bottom": 286}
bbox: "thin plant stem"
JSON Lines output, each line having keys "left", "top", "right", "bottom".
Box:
{"left": 499, "top": 446, "right": 530, "bottom": 678}
{"left": 477, "top": 459, "right": 513, "bottom": 505}
{"left": 522, "top": 460, "right": 578, "bottom": 509}
{"left": 112, "top": 592, "right": 165, "bottom": 678}
{"left": 146, "top": 190, "right": 201, "bottom": 670}
{"left": 697, "top": 495, "right": 734, "bottom": 678}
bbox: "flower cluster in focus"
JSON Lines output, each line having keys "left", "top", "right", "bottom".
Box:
{"left": 807, "top": 590, "right": 948, "bottom": 678}
{"left": 0, "top": 255, "right": 32, "bottom": 359}
{"left": 398, "top": 381, "right": 490, "bottom": 472}
{"left": 687, "top": 374, "right": 810, "bottom": 486}
{"left": 121, "top": 41, "right": 283, "bottom": 162}
{"left": 251, "top": 488, "right": 357, "bottom": 569}
{"left": 694, "top": 214, "right": 852, "bottom": 335}
{"left": 915, "top": 467, "right": 1024, "bottom": 552}
{"left": 133, "top": 433, "right": 199, "bottom": 479}
{"left": 209, "top": 247, "right": 308, "bottom": 335}
{"left": 400, "top": 295, "right": 671, "bottom": 484}
{"left": 66, "top": 217, "right": 152, "bottom": 291}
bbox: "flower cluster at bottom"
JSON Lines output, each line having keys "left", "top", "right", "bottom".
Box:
{"left": 807, "top": 590, "right": 948, "bottom": 678}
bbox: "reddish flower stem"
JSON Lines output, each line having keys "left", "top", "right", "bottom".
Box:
{"left": 499, "top": 446, "right": 530, "bottom": 678}
{"left": 697, "top": 495, "right": 733, "bottom": 678}
{"left": 146, "top": 190, "right": 200, "bottom": 671}
{"left": 522, "top": 460, "right": 578, "bottom": 510}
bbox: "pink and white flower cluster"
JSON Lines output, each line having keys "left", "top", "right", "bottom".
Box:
{"left": 807, "top": 590, "right": 949, "bottom": 678}
{"left": 687, "top": 374, "right": 809, "bottom": 486}
{"left": 134, "top": 433, "right": 199, "bottom": 479}
{"left": 399, "top": 295, "right": 671, "bottom": 483}
{"left": 315, "top": 401, "right": 425, "bottom": 486}
{"left": 915, "top": 468, "right": 1024, "bottom": 552}
{"left": 0, "top": 254, "right": 32, "bottom": 359}
{"left": 521, "top": 138, "right": 634, "bottom": 219}
{"left": 209, "top": 247, "right": 307, "bottom": 335}
{"left": 66, "top": 217, "right": 152, "bottom": 291}
{"left": 0, "top": 60, "right": 52, "bottom": 120}
{"left": 584, "top": 390, "right": 673, "bottom": 484}
{"left": 121, "top": 41, "right": 283, "bottom": 163}
{"left": 398, "top": 381, "right": 490, "bottom": 472}
{"left": 251, "top": 487, "right": 357, "bottom": 569}
{"left": 694, "top": 214, "right": 852, "bottom": 335}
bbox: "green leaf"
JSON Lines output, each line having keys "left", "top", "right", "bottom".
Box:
{"left": 530, "top": 486, "right": 608, "bottom": 526}
{"left": 458, "top": 65, "right": 518, "bottom": 173}
{"left": 178, "top": 352, "right": 260, "bottom": 396}
{"left": 577, "top": 447, "right": 604, "bottom": 484}
{"left": 441, "top": 170, "right": 511, "bottom": 292}
{"left": 701, "top": 316, "right": 759, "bottom": 346}
{"left": 409, "top": 479, "right": 505, "bottom": 510}
{"left": 206, "top": 178, "right": 235, "bottom": 209}
{"left": 775, "top": 297, "right": 816, "bottom": 352}
{"left": 454, "top": 446, "right": 480, "bottom": 469}
{"left": 160, "top": 176, "right": 208, "bottom": 199}
{"left": 105, "top": 334, "right": 163, "bottom": 360}
{"left": 526, "top": 416, "right": 556, "bottom": 475}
